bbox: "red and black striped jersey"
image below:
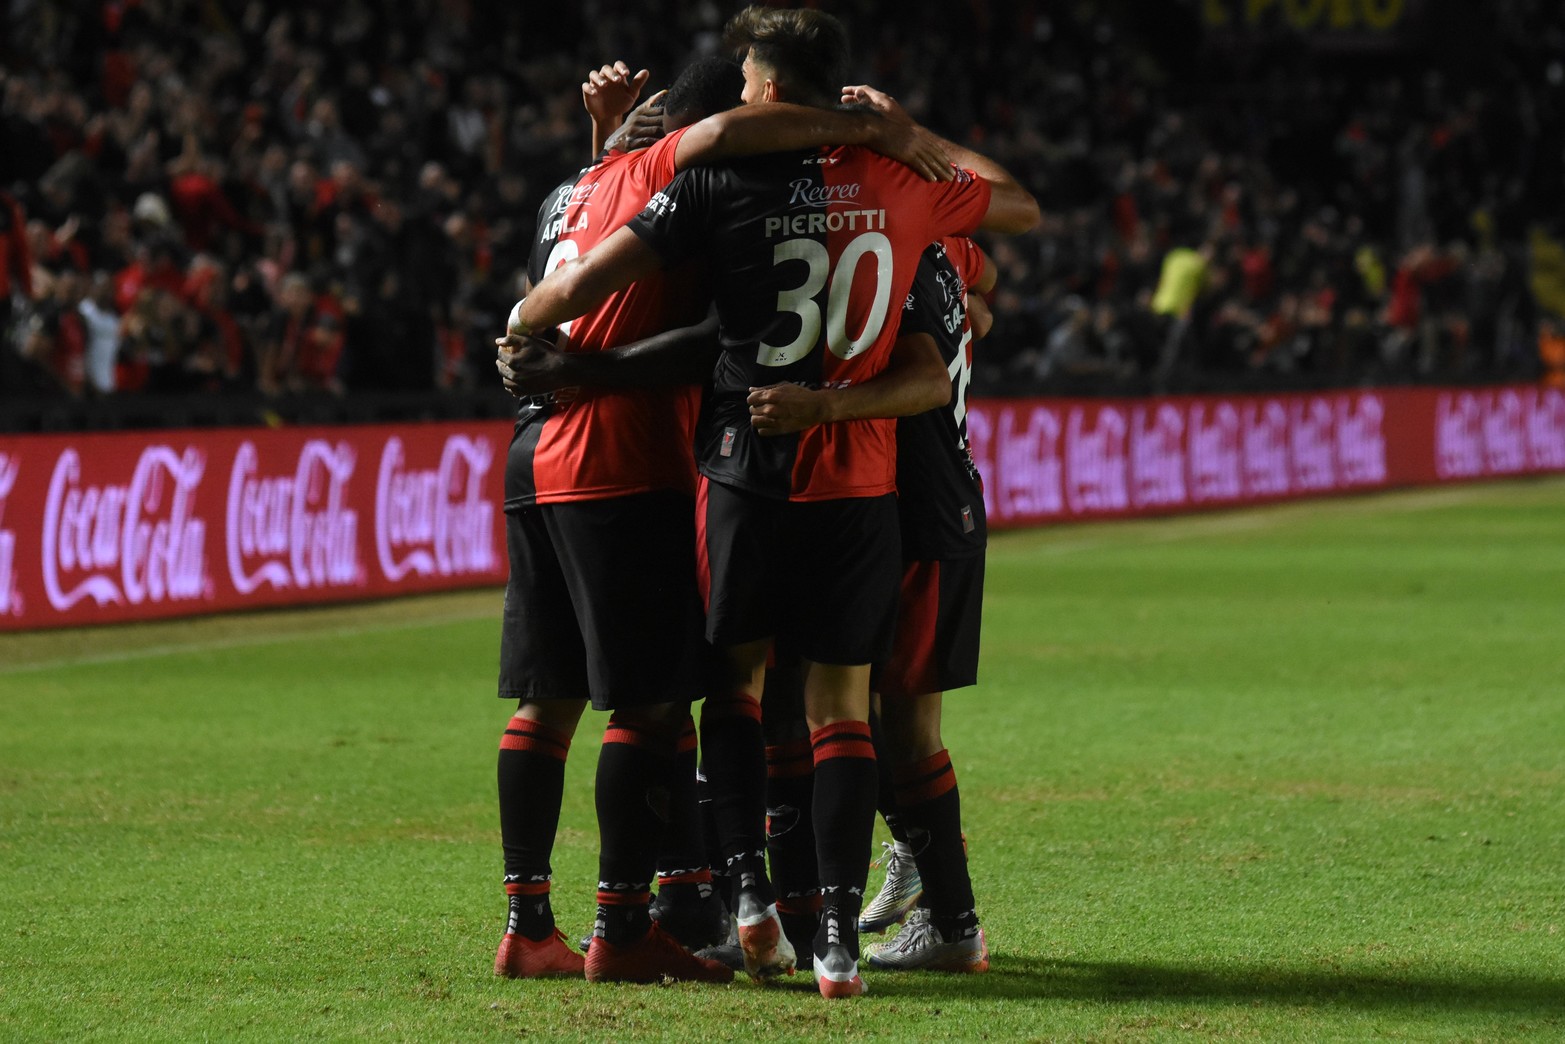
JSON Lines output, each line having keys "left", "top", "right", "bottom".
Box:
{"left": 505, "top": 129, "right": 704, "bottom": 510}
{"left": 895, "top": 237, "right": 988, "bottom": 560}
{"left": 626, "top": 146, "right": 991, "bottom": 501}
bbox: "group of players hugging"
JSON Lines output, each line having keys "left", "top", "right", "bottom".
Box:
{"left": 488, "top": 5, "right": 1038, "bottom": 999}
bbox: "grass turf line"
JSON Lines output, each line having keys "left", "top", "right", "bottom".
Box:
{"left": 2, "top": 476, "right": 1563, "bottom": 1041}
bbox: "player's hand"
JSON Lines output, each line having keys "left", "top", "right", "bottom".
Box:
{"left": 496, "top": 333, "right": 571, "bottom": 396}
{"left": 747, "top": 382, "right": 830, "bottom": 436}
{"left": 968, "top": 292, "right": 994, "bottom": 341}
{"left": 603, "top": 90, "right": 668, "bottom": 153}
{"left": 874, "top": 119, "right": 952, "bottom": 182}
{"left": 841, "top": 84, "right": 910, "bottom": 124}
{"left": 582, "top": 61, "right": 651, "bottom": 126}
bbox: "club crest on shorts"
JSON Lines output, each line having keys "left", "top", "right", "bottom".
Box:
{"left": 961, "top": 505, "right": 975, "bottom": 533}
{"left": 721, "top": 427, "right": 737, "bottom": 457}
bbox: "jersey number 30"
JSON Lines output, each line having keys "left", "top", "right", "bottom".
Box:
{"left": 758, "top": 232, "right": 894, "bottom": 367}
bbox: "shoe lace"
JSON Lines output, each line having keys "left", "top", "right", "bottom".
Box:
{"left": 887, "top": 912, "right": 939, "bottom": 955}
{"left": 871, "top": 840, "right": 903, "bottom": 872}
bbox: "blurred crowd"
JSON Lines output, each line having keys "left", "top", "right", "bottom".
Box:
{"left": 2, "top": 0, "right": 1561, "bottom": 413}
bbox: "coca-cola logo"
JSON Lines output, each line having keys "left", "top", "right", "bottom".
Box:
{"left": 1527, "top": 388, "right": 1565, "bottom": 470}
{"left": 41, "top": 445, "right": 209, "bottom": 611}
{"left": 1336, "top": 394, "right": 1387, "bottom": 487}
{"left": 226, "top": 440, "right": 362, "bottom": 595}
{"left": 983, "top": 405, "right": 1063, "bottom": 521}
{"left": 1483, "top": 390, "right": 1527, "bottom": 474}
{"left": 1243, "top": 400, "right": 1291, "bottom": 497}
{"left": 1189, "top": 402, "right": 1242, "bottom": 502}
{"left": 1290, "top": 397, "right": 1337, "bottom": 492}
{"left": 1132, "top": 404, "right": 1186, "bottom": 509}
{"left": 1436, "top": 393, "right": 1484, "bottom": 479}
{"left": 0, "top": 453, "right": 19, "bottom": 616}
{"left": 375, "top": 435, "right": 498, "bottom": 582}
{"left": 1066, "top": 406, "right": 1129, "bottom": 513}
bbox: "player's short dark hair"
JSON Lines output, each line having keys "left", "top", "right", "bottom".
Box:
{"left": 663, "top": 55, "right": 745, "bottom": 127}
{"left": 724, "top": 5, "right": 849, "bottom": 108}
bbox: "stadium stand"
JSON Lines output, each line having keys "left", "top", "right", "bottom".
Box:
{"left": 1, "top": 1, "right": 1559, "bottom": 431}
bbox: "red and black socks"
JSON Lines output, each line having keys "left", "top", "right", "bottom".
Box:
{"left": 766, "top": 735, "right": 819, "bottom": 956}
{"left": 810, "top": 720, "right": 878, "bottom": 960}
{"left": 894, "top": 748, "right": 979, "bottom": 941}
{"left": 497, "top": 714, "right": 572, "bottom": 940}
{"left": 699, "top": 691, "right": 775, "bottom": 908}
{"left": 593, "top": 713, "right": 676, "bottom": 945}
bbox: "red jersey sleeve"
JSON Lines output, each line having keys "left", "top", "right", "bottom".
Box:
{"left": 628, "top": 126, "right": 693, "bottom": 191}
{"left": 941, "top": 236, "right": 987, "bottom": 291}
{"left": 923, "top": 168, "right": 991, "bottom": 241}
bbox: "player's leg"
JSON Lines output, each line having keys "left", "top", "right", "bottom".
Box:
{"left": 761, "top": 654, "right": 819, "bottom": 968}
{"left": 649, "top": 710, "right": 728, "bottom": 951}
{"left": 547, "top": 491, "right": 731, "bottom": 984}
{"left": 801, "top": 659, "right": 878, "bottom": 998}
{"left": 696, "top": 477, "right": 795, "bottom": 980}
{"left": 586, "top": 699, "right": 725, "bottom": 982}
{"left": 860, "top": 695, "right": 924, "bottom": 934}
{"left": 493, "top": 508, "right": 591, "bottom": 978}
{"left": 784, "top": 493, "right": 903, "bottom": 999}
{"left": 865, "top": 556, "right": 989, "bottom": 973}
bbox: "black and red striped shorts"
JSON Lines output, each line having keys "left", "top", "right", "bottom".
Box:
{"left": 875, "top": 553, "right": 985, "bottom": 699}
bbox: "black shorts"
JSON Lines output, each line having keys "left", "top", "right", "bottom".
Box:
{"left": 876, "top": 553, "right": 985, "bottom": 699}
{"left": 698, "top": 477, "right": 901, "bottom": 666}
{"left": 497, "top": 490, "right": 709, "bottom": 710}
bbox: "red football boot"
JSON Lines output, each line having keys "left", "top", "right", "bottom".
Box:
{"left": 584, "top": 922, "right": 735, "bottom": 984}
{"left": 494, "top": 928, "right": 586, "bottom": 978}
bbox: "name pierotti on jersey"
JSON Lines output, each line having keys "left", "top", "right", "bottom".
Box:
{"left": 763, "top": 179, "right": 886, "bottom": 237}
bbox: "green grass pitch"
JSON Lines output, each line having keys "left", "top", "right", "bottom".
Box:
{"left": 3, "top": 477, "right": 1563, "bottom": 1041}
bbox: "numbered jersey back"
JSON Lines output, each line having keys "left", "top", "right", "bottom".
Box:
{"left": 507, "top": 133, "right": 704, "bottom": 509}
{"left": 628, "top": 145, "right": 991, "bottom": 501}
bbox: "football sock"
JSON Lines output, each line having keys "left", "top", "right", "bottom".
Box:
{"left": 497, "top": 713, "right": 572, "bottom": 940}
{"left": 696, "top": 761, "right": 732, "bottom": 915}
{"left": 765, "top": 736, "right": 819, "bottom": 952}
{"left": 893, "top": 748, "right": 979, "bottom": 940}
{"left": 593, "top": 712, "right": 675, "bottom": 945}
{"left": 700, "top": 690, "right": 774, "bottom": 907}
{"left": 655, "top": 714, "right": 711, "bottom": 900}
{"left": 810, "top": 720, "right": 877, "bottom": 960}
{"left": 868, "top": 706, "right": 909, "bottom": 843}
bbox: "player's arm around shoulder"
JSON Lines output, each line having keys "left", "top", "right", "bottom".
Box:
{"left": 841, "top": 85, "right": 1040, "bottom": 235}
{"left": 747, "top": 333, "right": 949, "bottom": 437}
{"left": 672, "top": 103, "right": 952, "bottom": 182}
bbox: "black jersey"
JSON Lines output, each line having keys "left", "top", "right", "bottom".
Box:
{"left": 626, "top": 146, "right": 991, "bottom": 501}
{"left": 895, "top": 238, "right": 988, "bottom": 560}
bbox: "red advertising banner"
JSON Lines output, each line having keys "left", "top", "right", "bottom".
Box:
{"left": 0, "top": 421, "right": 507, "bottom": 631}
{"left": 2, "top": 385, "right": 1562, "bottom": 630}
{"left": 967, "top": 384, "right": 1565, "bottom": 528}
